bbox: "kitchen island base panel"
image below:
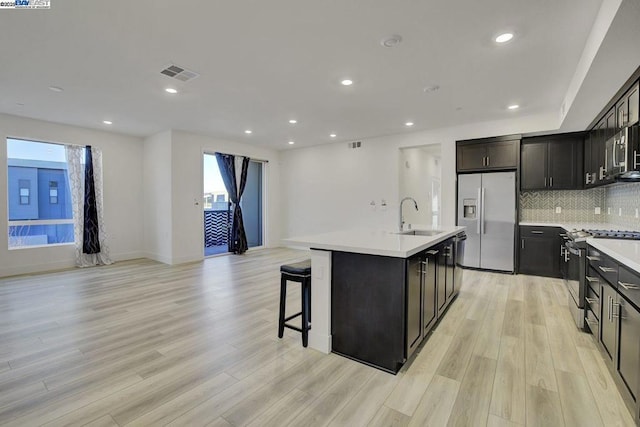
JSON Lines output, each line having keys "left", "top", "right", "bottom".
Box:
{"left": 308, "top": 249, "right": 332, "bottom": 354}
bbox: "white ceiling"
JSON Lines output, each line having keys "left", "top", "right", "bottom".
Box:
{"left": 0, "top": 0, "right": 625, "bottom": 149}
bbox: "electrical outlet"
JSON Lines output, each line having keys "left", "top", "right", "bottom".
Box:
{"left": 608, "top": 207, "right": 611, "bottom": 215}
{"left": 619, "top": 208, "right": 623, "bottom": 216}
{"left": 595, "top": 207, "right": 601, "bottom": 215}
{"left": 555, "top": 207, "right": 562, "bottom": 214}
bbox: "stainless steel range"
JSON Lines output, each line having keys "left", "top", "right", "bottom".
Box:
{"left": 562, "top": 228, "right": 640, "bottom": 329}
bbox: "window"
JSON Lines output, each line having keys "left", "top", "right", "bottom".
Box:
{"left": 7, "top": 138, "right": 75, "bottom": 248}
{"left": 18, "top": 179, "right": 30, "bottom": 205}
{"left": 49, "top": 181, "right": 58, "bottom": 204}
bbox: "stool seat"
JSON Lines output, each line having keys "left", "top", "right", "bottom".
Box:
{"left": 280, "top": 260, "right": 311, "bottom": 276}
{"left": 278, "top": 259, "right": 312, "bottom": 347}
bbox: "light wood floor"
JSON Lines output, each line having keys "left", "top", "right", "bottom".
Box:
{"left": 0, "top": 248, "right": 635, "bottom": 427}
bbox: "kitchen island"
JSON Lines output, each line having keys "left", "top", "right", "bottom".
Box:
{"left": 284, "top": 226, "right": 465, "bottom": 373}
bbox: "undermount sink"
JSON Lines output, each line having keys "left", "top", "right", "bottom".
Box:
{"left": 397, "top": 229, "right": 442, "bottom": 236}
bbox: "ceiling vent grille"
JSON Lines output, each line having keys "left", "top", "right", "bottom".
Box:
{"left": 160, "top": 64, "right": 199, "bottom": 82}
{"left": 347, "top": 141, "right": 362, "bottom": 149}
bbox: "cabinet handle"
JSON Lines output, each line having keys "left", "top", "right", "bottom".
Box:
{"left": 531, "top": 231, "right": 544, "bottom": 234}
{"left": 598, "top": 266, "right": 616, "bottom": 273}
{"left": 544, "top": 177, "right": 547, "bottom": 187}
{"left": 634, "top": 150, "right": 639, "bottom": 170}
{"left": 586, "top": 256, "right": 600, "bottom": 261}
{"left": 609, "top": 295, "right": 613, "bottom": 322}
{"left": 521, "top": 239, "right": 525, "bottom": 249}
{"left": 618, "top": 281, "right": 640, "bottom": 290}
{"left": 550, "top": 177, "right": 553, "bottom": 187}
{"left": 486, "top": 156, "right": 490, "bottom": 166}
{"left": 585, "top": 172, "right": 591, "bottom": 185}
{"left": 585, "top": 276, "right": 599, "bottom": 283}
{"left": 426, "top": 250, "right": 438, "bottom": 255}
{"left": 599, "top": 166, "right": 606, "bottom": 180}
{"left": 585, "top": 297, "right": 598, "bottom": 304}
{"left": 612, "top": 301, "right": 620, "bottom": 319}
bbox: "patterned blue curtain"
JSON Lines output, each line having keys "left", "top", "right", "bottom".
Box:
{"left": 82, "top": 145, "right": 101, "bottom": 254}
{"left": 215, "top": 153, "right": 250, "bottom": 254}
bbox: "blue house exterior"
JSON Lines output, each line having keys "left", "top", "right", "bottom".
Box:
{"left": 8, "top": 159, "right": 74, "bottom": 246}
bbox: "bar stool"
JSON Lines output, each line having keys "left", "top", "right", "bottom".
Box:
{"left": 278, "top": 259, "right": 311, "bottom": 347}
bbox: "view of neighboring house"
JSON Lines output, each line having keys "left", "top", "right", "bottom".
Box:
{"left": 7, "top": 158, "right": 73, "bottom": 247}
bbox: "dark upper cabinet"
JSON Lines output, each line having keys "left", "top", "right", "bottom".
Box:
{"left": 456, "top": 138, "right": 519, "bottom": 172}
{"left": 586, "top": 110, "right": 613, "bottom": 187}
{"left": 521, "top": 134, "right": 583, "bottom": 190}
{"left": 616, "top": 81, "right": 639, "bottom": 131}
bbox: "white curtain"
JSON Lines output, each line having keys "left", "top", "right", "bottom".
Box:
{"left": 65, "top": 145, "right": 113, "bottom": 267}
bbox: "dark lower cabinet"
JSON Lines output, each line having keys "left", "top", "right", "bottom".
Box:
{"left": 331, "top": 238, "right": 458, "bottom": 374}
{"left": 618, "top": 297, "right": 640, "bottom": 401}
{"left": 518, "top": 226, "right": 562, "bottom": 278}
{"left": 600, "top": 282, "right": 617, "bottom": 361}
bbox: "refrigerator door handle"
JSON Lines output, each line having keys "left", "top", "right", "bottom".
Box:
{"left": 476, "top": 188, "right": 481, "bottom": 234}
{"left": 480, "top": 187, "right": 486, "bottom": 234}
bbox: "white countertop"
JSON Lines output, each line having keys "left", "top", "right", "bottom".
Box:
{"left": 283, "top": 226, "right": 465, "bottom": 258}
{"left": 587, "top": 239, "right": 640, "bottom": 274}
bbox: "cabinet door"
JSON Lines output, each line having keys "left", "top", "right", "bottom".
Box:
{"left": 406, "top": 256, "right": 423, "bottom": 357}
{"left": 521, "top": 143, "right": 547, "bottom": 190}
{"left": 584, "top": 134, "right": 594, "bottom": 186}
{"left": 618, "top": 82, "right": 639, "bottom": 128}
{"left": 518, "top": 236, "right": 559, "bottom": 277}
{"left": 422, "top": 252, "right": 437, "bottom": 332}
{"left": 486, "top": 141, "right": 518, "bottom": 169}
{"left": 445, "top": 243, "right": 455, "bottom": 300}
{"left": 600, "top": 283, "right": 617, "bottom": 362}
{"left": 457, "top": 145, "right": 487, "bottom": 171}
{"left": 592, "top": 119, "right": 607, "bottom": 184}
{"left": 629, "top": 82, "right": 639, "bottom": 125}
{"left": 548, "top": 139, "right": 580, "bottom": 189}
{"left": 618, "top": 297, "right": 640, "bottom": 400}
{"left": 437, "top": 248, "right": 447, "bottom": 314}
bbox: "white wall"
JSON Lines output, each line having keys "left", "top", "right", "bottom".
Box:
{"left": 0, "top": 113, "right": 144, "bottom": 277}
{"left": 280, "top": 111, "right": 558, "bottom": 239}
{"left": 143, "top": 130, "right": 281, "bottom": 265}
{"left": 400, "top": 146, "right": 441, "bottom": 227}
{"left": 143, "top": 130, "right": 173, "bottom": 264}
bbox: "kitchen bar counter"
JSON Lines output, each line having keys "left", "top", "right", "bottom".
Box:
{"left": 283, "top": 226, "right": 465, "bottom": 258}
{"left": 283, "top": 226, "right": 465, "bottom": 370}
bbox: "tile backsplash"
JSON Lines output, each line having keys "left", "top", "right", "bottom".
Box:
{"left": 520, "top": 182, "right": 640, "bottom": 230}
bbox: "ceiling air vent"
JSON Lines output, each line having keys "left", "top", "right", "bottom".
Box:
{"left": 347, "top": 141, "right": 362, "bottom": 149}
{"left": 160, "top": 64, "right": 200, "bottom": 82}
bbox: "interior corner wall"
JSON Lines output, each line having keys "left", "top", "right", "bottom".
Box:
{"left": 142, "top": 130, "right": 173, "bottom": 264}
{"left": 166, "top": 130, "right": 281, "bottom": 265}
{"left": 279, "top": 112, "right": 559, "bottom": 239}
{"left": 0, "top": 113, "right": 145, "bottom": 278}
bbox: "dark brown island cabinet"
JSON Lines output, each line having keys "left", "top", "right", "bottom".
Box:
{"left": 331, "top": 238, "right": 457, "bottom": 374}
{"left": 585, "top": 246, "right": 640, "bottom": 422}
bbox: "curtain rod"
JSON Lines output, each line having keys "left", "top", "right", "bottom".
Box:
{"left": 208, "top": 151, "right": 269, "bottom": 163}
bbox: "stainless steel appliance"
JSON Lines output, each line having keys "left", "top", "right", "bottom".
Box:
{"left": 457, "top": 171, "right": 515, "bottom": 272}
{"left": 605, "top": 123, "right": 640, "bottom": 182}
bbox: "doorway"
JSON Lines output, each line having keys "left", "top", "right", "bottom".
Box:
{"left": 203, "top": 153, "right": 264, "bottom": 256}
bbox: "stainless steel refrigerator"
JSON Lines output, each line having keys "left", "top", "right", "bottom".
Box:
{"left": 457, "top": 171, "right": 515, "bottom": 272}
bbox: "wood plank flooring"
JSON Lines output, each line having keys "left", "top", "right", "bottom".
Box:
{"left": 0, "top": 248, "right": 635, "bottom": 426}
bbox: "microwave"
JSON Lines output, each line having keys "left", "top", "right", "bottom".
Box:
{"left": 605, "top": 123, "right": 640, "bottom": 181}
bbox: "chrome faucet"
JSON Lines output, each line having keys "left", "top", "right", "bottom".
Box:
{"left": 399, "top": 197, "right": 419, "bottom": 232}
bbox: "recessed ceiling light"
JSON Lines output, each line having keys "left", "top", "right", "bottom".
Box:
{"left": 244, "top": 130, "right": 252, "bottom": 134}
{"left": 103, "top": 120, "right": 113, "bottom": 125}
{"left": 507, "top": 104, "right": 519, "bottom": 110}
{"left": 330, "top": 133, "right": 337, "bottom": 138}
{"left": 289, "top": 119, "right": 297, "bottom": 124}
{"left": 165, "top": 88, "right": 178, "bottom": 94}
{"left": 48, "top": 86, "right": 64, "bottom": 92}
{"left": 341, "top": 79, "right": 353, "bottom": 86}
{"left": 423, "top": 85, "right": 440, "bottom": 93}
{"left": 495, "top": 33, "right": 514, "bottom": 43}
{"left": 405, "top": 122, "right": 414, "bottom": 127}
{"left": 381, "top": 34, "right": 403, "bottom": 48}
{"left": 288, "top": 141, "right": 295, "bottom": 145}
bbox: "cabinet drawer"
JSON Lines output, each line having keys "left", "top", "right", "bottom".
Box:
{"left": 520, "top": 226, "right": 562, "bottom": 238}
{"left": 618, "top": 266, "right": 640, "bottom": 310}
{"left": 585, "top": 308, "right": 599, "bottom": 336}
{"left": 586, "top": 283, "right": 600, "bottom": 320}
{"left": 587, "top": 247, "right": 619, "bottom": 286}
{"left": 586, "top": 266, "right": 601, "bottom": 297}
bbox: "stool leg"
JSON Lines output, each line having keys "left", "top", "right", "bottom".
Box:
{"left": 302, "top": 278, "right": 310, "bottom": 347}
{"left": 278, "top": 276, "right": 287, "bottom": 339}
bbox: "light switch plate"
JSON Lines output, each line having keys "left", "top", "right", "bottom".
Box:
{"left": 595, "top": 207, "right": 601, "bottom": 215}
{"left": 555, "top": 207, "right": 562, "bottom": 214}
